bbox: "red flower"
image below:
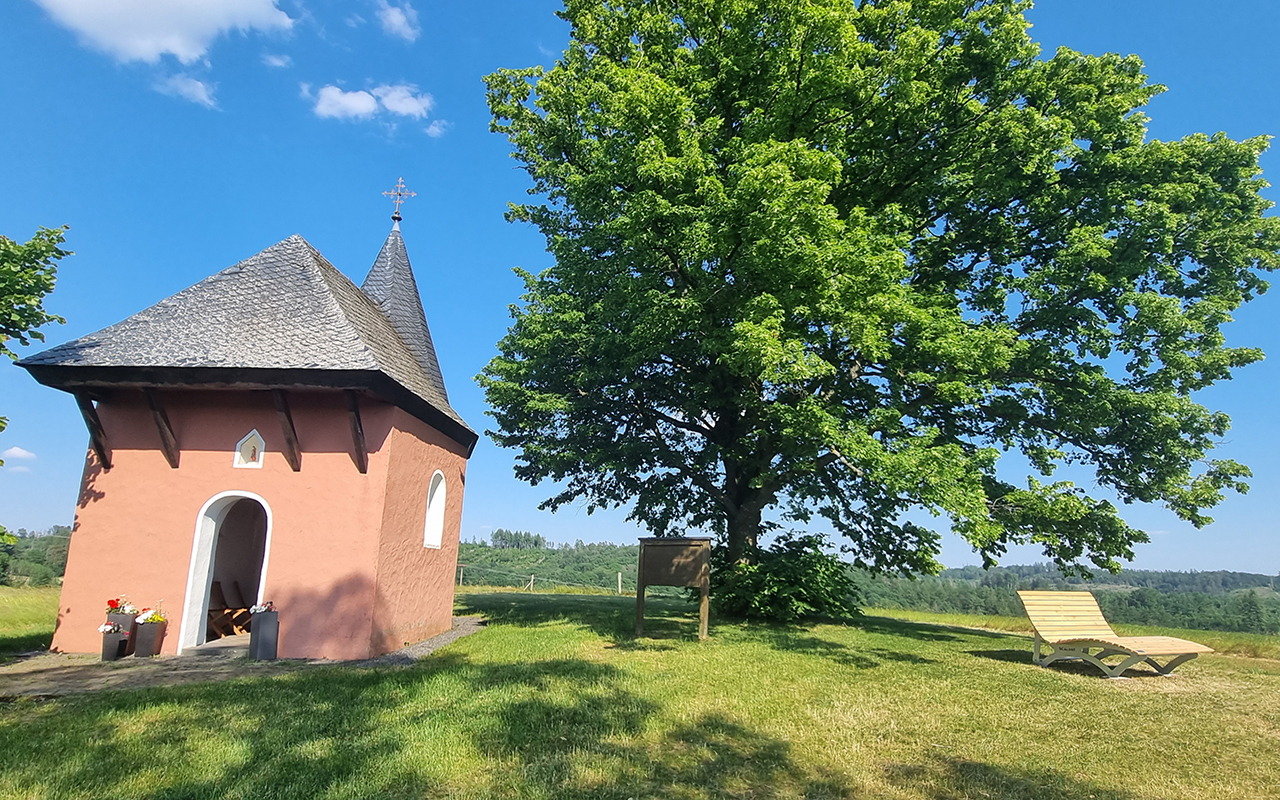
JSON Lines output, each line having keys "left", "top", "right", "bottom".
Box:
{"left": 107, "top": 599, "right": 119, "bottom": 610}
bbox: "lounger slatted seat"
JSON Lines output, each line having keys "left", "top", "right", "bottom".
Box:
{"left": 207, "top": 580, "right": 252, "bottom": 639}
{"left": 1017, "top": 590, "right": 1213, "bottom": 679}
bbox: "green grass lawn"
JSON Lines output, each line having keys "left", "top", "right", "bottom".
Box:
{"left": 0, "top": 590, "right": 1277, "bottom": 799}
{"left": 0, "top": 586, "right": 59, "bottom": 660}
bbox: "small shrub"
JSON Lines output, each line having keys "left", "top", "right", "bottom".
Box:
{"left": 709, "top": 533, "right": 860, "bottom": 622}
{"left": 9, "top": 560, "right": 56, "bottom": 587}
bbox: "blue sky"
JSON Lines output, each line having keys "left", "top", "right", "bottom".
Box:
{"left": 0, "top": 1, "right": 1276, "bottom": 574}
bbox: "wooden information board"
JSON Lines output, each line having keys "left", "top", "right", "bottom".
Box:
{"left": 635, "top": 537, "right": 711, "bottom": 639}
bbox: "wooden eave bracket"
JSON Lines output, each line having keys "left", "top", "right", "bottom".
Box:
{"left": 345, "top": 389, "right": 368, "bottom": 474}
{"left": 73, "top": 391, "right": 112, "bottom": 471}
{"left": 271, "top": 389, "right": 302, "bottom": 472}
{"left": 143, "top": 388, "right": 180, "bottom": 469}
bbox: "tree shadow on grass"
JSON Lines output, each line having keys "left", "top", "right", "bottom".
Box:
{"left": 857, "top": 616, "right": 1016, "bottom": 642}
{"left": 967, "top": 648, "right": 1172, "bottom": 679}
{"left": 739, "top": 629, "right": 943, "bottom": 669}
{"left": 622, "top": 714, "right": 854, "bottom": 799}
{"left": 0, "top": 632, "right": 54, "bottom": 662}
{"left": 456, "top": 591, "right": 702, "bottom": 644}
{"left": 457, "top": 593, "right": 983, "bottom": 669}
{"left": 0, "top": 651, "right": 860, "bottom": 799}
{"left": 886, "top": 754, "right": 1139, "bottom": 799}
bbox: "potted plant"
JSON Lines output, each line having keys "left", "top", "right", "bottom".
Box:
{"left": 105, "top": 597, "right": 139, "bottom": 655}
{"left": 133, "top": 606, "right": 168, "bottom": 657}
{"left": 249, "top": 601, "right": 278, "bottom": 660}
{"left": 98, "top": 622, "right": 128, "bottom": 661}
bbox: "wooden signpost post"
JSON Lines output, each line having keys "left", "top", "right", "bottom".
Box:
{"left": 635, "top": 537, "right": 711, "bottom": 640}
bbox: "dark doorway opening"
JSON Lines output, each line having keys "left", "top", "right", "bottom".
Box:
{"left": 205, "top": 497, "right": 267, "bottom": 642}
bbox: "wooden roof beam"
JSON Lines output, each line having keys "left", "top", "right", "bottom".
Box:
{"left": 271, "top": 389, "right": 302, "bottom": 472}
{"left": 143, "top": 388, "right": 180, "bottom": 469}
{"left": 73, "top": 392, "right": 112, "bottom": 471}
{"left": 345, "top": 389, "right": 368, "bottom": 474}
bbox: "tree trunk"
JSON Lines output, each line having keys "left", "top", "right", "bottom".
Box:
{"left": 725, "top": 504, "right": 762, "bottom": 565}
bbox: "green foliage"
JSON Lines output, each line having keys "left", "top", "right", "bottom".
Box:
{"left": 710, "top": 533, "right": 859, "bottom": 622}
{"left": 1232, "top": 590, "right": 1267, "bottom": 634}
{"left": 480, "top": 0, "right": 1280, "bottom": 576}
{"left": 0, "top": 225, "right": 69, "bottom": 458}
{"left": 458, "top": 539, "right": 674, "bottom": 593}
{"left": 0, "top": 526, "right": 70, "bottom": 586}
{"left": 490, "top": 528, "right": 551, "bottom": 549}
{"left": 860, "top": 564, "right": 1280, "bottom": 634}
{"left": 7, "top": 561, "right": 56, "bottom": 587}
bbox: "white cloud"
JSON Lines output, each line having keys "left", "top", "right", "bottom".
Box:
{"left": 376, "top": 0, "right": 420, "bottom": 42}
{"left": 372, "top": 84, "right": 433, "bottom": 118}
{"left": 1, "top": 447, "right": 36, "bottom": 461}
{"left": 7, "top": 466, "right": 31, "bottom": 474}
{"left": 345, "top": 13, "right": 366, "bottom": 27}
{"left": 155, "top": 74, "right": 218, "bottom": 107}
{"left": 309, "top": 82, "right": 440, "bottom": 130}
{"left": 32, "top": 0, "right": 293, "bottom": 64}
{"left": 262, "top": 53, "right": 291, "bottom": 68}
{"left": 424, "top": 119, "right": 451, "bottom": 138}
{"left": 313, "top": 85, "right": 378, "bottom": 119}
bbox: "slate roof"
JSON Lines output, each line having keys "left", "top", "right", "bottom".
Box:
{"left": 18, "top": 232, "right": 473, "bottom": 446}
{"left": 362, "top": 224, "right": 449, "bottom": 404}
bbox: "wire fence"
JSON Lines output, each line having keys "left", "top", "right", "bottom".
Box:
{"left": 455, "top": 563, "right": 685, "bottom": 596}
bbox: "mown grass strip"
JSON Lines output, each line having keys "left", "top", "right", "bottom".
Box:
{"left": 0, "top": 586, "right": 59, "bottom": 660}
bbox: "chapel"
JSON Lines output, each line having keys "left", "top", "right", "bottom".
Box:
{"left": 17, "top": 191, "right": 476, "bottom": 659}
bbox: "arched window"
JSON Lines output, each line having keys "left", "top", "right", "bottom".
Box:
{"left": 423, "top": 471, "right": 446, "bottom": 549}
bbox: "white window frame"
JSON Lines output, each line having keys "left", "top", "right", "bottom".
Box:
{"left": 423, "top": 470, "right": 446, "bottom": 549}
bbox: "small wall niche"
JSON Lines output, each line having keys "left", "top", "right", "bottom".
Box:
{"left": 234, "top": 429, "right": 266, "bottom": 469}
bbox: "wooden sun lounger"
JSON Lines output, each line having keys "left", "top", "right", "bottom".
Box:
{"left": 207, "top": 580, "right": 252, "bottom": 639}
{"left": 1017, "top": 590, "right": 1213, "bottom": 679}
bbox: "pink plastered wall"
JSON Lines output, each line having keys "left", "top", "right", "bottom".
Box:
{"left": 369, "top": 407, "right": 468, "bottom": 654}
{"left": 51, "top": 388, "right": 463, "bottom": 660}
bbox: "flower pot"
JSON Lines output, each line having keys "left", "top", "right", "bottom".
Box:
{"left": 249, "top": 611, "right": 278, "bottom": 660}
{"left": 133, "top": 621, "right": 167, "bottom": 657}
{"left": 107, "top": 612, "right": 137, "bottom": 656}
{"left": 101, "top": 632, "right": 127, "bottom": 662}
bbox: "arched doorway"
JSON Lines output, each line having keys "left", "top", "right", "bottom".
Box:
{"left": 177, "top": 492, "right": 273, "bottom": 654}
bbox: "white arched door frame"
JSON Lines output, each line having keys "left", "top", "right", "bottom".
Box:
{"left": 177, "top": 490, "right": 274, "bottom": 654}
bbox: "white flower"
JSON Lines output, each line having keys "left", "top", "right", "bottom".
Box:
{"left": 98, "top": 623, "right": 121, "bottom": 634}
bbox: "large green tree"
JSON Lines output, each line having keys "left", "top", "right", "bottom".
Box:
{"left": 480, "top": 0, "right": 1280, "bottom": 574}
{"left": 0, "top": 226, "right": 68, "bottom": 542}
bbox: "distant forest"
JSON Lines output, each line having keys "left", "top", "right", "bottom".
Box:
{"left": 459, "top": 531, "right": 681, "bottom": 596}
{"left": 860, "top": 563, "right": 1280, "bottom": 635}
{"left": 463, "top": 532, "right": 1279, "bottom": 634}
{"left": 0, "top": 526, "right": 71, "bottom": 586}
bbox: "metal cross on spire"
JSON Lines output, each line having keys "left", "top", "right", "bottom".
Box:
{"left": 382, "top": 176, "right": 416, "bottom": 222}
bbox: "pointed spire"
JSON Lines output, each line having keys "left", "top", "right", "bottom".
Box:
{"left": 361, "top": 224, "right": 449, "bottom": 402}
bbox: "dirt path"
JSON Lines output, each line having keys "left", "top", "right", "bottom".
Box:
{"left": 0, "top": 616, "right": 486, "bottom": 699}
